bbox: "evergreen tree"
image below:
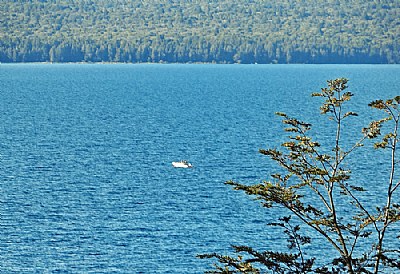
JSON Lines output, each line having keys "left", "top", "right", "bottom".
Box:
{"left": 0, "top": 0, "right": 398, "bottom": 63}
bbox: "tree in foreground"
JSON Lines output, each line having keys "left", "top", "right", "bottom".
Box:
{"left": 199, "top": 79, "right": 400, "bottom": 273}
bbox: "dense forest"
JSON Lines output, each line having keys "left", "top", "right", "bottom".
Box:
{"left": 0, "top": 0, "right": 399, "bottom": 64}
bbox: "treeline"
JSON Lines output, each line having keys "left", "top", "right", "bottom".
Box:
{"left": 0, "top": 0, "right": 399, "bottom": 64}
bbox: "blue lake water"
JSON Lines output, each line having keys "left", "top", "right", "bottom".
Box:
{"left": 0, "top": 64, "right": 399, "bottom": 273}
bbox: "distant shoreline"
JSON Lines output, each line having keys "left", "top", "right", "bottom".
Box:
{"left": 1, "top": 62, "right": 398, "bottom": 65}
{"left": 2, "top": 1, "right": 398, "bottom": 65}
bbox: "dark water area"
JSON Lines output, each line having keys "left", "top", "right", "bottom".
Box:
{"left": 0, "top": 64, "right": 399, "bottom": 273}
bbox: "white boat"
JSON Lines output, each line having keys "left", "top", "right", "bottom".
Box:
{"left": 172, "top": 160, "right": 193, "bottom": 168}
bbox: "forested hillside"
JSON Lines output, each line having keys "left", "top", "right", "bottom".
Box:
{"left": 0, "top": 0, "right": 399, "bottom": 63}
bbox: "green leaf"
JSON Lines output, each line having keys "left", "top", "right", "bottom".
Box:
{"left": 343, "top": 111, "right": 358, "bottom": 118}
{"left": 349, "top": 185, "right": 366, "bottom": 192}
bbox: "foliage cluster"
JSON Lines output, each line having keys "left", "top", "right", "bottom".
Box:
{"left": 199, "top": 79, "right": 400, "bottom": 273}
{"left": 0, "top": 0, "right": 399, "bottom": 63}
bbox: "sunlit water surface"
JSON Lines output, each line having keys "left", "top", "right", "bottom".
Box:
{"left": 1, "top": 64, "right": 399, "bottom": 273}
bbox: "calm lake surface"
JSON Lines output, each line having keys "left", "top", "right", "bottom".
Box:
{"left": 1, "top": 64, "right": 399, "bottom": 273}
